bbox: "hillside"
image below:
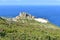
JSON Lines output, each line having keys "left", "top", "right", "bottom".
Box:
{"left": 0, "top": 12, "right": 60, "bottom": 40}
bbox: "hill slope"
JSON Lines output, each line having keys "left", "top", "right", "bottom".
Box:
{"left": 0, "top": 12, "right": 60, "bottom": 40}
{"left": 0, "top": 17, "right": 60, "bottom": 40}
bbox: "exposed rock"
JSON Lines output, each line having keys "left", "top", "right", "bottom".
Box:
{"left": 12, "top": 12, "right": 35, "bottom": 22}
{"left": 34, "top": 18, "right": 48, "bottom": 23}
{"left": 11, "top": 12, "right": 49, "bottom": 23}
{"left": 19, "top": 12, "right": 35, "bottom": 19}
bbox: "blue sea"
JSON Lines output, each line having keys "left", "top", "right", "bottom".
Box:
{"left": 0, "top": 5, "right": 60, "bottom": 26}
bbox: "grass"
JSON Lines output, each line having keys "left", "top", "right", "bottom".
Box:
{"left": 0, "top": 18, "right": 60, "bottom": 40}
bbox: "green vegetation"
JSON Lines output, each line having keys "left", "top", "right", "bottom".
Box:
{"left": 0, "top": 17, "right": 60, "bottom": 40}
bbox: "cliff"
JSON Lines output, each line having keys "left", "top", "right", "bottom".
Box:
{"left": 12, "top": 12, "right": 35, "bottom": 22}
{"left": 11, "top": 12, "right": 48, "bottom": 24}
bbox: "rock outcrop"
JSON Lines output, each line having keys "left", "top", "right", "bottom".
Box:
{"left": 12, "top": 12, "right": 35, "bottom": 22}
{"left": 6, "top": 12, "right": 48, "bottom": 23}
{"left": 19, "top": 12, "right": 35, "bottom": 19}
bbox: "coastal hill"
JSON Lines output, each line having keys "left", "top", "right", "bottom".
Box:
{"left": 0, "top": 12, "right": 60, "bottom": 40}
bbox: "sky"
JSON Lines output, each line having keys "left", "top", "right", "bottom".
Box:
{"left": 0, "top": 0, "right": 60, "bottom": 5}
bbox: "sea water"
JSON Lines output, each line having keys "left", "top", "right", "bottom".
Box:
{"left": 0, "top": 5, "right": 60, "bottom": 26}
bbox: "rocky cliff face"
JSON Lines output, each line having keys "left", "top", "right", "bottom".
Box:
{"left": 19, "top": 12, "right": 35, "bottom": 19}
{"left": 1, "top": 12, "right": 48, "bottom": 23}
{"left": 12, "top": 12, "right": 35, "bottom": 22}
{"left": 6, "top": 12, "right": 48, "bottom": 23}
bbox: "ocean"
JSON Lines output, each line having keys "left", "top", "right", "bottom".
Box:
{"left": 0, "top": 5, "right": 60, "bottom": 26}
